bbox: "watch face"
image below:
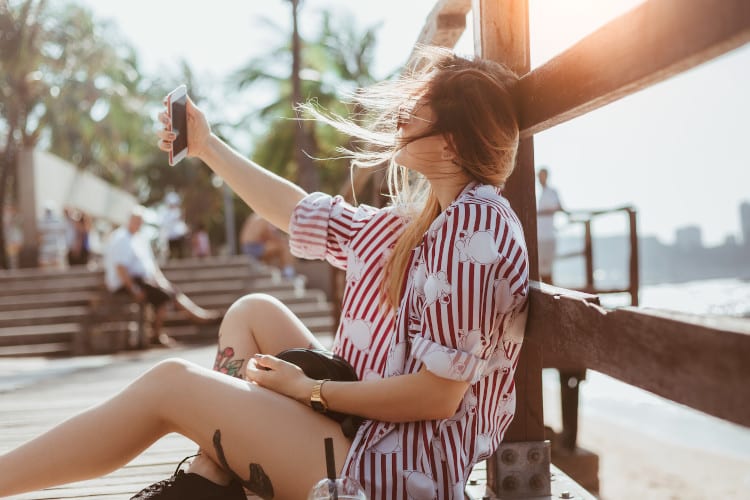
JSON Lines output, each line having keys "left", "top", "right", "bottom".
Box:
{"left": 311, "top": 400, "right": 326, "bottom": 413}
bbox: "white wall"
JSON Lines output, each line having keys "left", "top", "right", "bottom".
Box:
{"left": 30, "top": 151, "right": 138, "bottom": 225}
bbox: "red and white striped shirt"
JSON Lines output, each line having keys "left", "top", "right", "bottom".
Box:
{"left": 289, "top": 182, "right": 529, "bottom": 499}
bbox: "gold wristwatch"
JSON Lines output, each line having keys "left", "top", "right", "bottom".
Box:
{"left": 310, "top": 379, "right": 330, "bottom": 413}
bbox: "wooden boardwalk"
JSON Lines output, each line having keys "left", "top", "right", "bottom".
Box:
{"left": 1, "top": 346, "right": 217, "bottom": 499}
{"left": 0, "top": 345, "right": 497, "bottom": 499}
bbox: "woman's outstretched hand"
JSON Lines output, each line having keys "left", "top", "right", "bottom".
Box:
{"left": 156, "top": 95, "right": 212, "bottom": 160}
{"left": 246, "top": 354, "right": 315, "bottom": 406}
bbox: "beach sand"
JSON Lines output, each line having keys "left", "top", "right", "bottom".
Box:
{"left": 543, "top": 370, "right": 750, "bottom": 500}
{"left": 577, "top": 415, "right": 750, "bottom": 500}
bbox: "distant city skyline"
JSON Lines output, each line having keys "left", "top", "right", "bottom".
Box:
{"left": 79, "top": 0, "right": 750, "bottom": 246}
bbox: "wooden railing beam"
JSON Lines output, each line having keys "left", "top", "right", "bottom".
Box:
{"left": 516, "top": 0, "right": 750, "bottom": 137}
{"left": 530, "top": 283, "right": 750, "bottom": 428}
{"left": 412, "top": 0, "right": 471, "bottom": 50}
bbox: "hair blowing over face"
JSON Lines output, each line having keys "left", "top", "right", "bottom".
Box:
{"left": 302, "top": 46, "right": 520, "bottom": 308}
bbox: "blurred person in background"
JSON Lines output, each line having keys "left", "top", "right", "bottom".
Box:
{"left": 65, "top": 208, "right": 91, "bottom": 267}
{"left": 161, "top": 191, "right": 190, "bottom": 259}
{"left": 536, "top": 166, "right": 565, "bottom": 284}
{"left": 240, "top": 212, "right": 296, "bottom": 278}
{"left": 104, "top": 206, "right": 221, "bottom": 346}
{"left": 3, "top": 204, "right": 24, "bottom": 269}
{"left": 191, "top": 222, "right": 211, "bottom": 258}
{"left": 37, "top": 202, "right": 68, "bottom": 270}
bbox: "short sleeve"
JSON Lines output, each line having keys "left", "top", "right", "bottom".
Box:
{"left": 108, "top": 233, "right": 132, "bottom": 267}
{"left": 288, "top": 192, "right": 378, "bottom": 270}
{"left": 411, "top": 203, "right": 528, "bottom": 384}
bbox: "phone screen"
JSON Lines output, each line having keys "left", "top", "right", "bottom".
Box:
{"left": 171, "top": 94, "right": 188, "bottom": 157}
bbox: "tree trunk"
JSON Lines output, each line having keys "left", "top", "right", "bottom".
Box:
{"left": 0, "top": 136, "right": 15, "bottom": 270}
{"left": 290, "top": 0, "right": 319, "bottom": 192}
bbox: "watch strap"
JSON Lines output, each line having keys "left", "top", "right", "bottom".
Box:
{"left": 310, "top": 379, "right": 330, "bottom": 413}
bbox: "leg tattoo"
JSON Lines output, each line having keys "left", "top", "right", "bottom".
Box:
{"left": 213, "top": 346, "right": 245, "bottom": 378}
{"left": 213, "top": 429, "right": 275, "bottom": 499}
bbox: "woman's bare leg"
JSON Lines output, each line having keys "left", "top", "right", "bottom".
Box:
{"left": 190, "top": 293, "right": 325, "bottom": 481}
{"left": 0, "top": 358, "right": 350, "bottom": 498}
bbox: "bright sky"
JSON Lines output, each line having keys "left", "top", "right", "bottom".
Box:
{"left": 79, "top": 0, "right": 750, "bottom": 247}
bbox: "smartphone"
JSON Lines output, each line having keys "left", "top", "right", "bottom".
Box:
{"left": 166, "top": 85, "right": 188, "bottom": 166}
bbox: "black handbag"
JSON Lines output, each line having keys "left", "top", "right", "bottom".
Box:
{"left": 276, "top": 348, "right": 364, "bottom": 439}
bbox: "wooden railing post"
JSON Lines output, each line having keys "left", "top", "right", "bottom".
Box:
{"left": 473, "top": 1, "right": 550, "bottom": 497}
{"left": 628, "top": 208, "right": 640, "bottom": 306}
{"left": 583, "top": 220, "right": 594, "bottom": 292}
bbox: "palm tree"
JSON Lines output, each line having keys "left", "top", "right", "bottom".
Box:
{"left": 0, "top": 0, "right": 56, "bottom": 268}
{"left": 231, "top": 4, "right": 381, "bottom": 195}
{"left": 0, "top": 0, "right": 164, "bottom": 267}
{"left": 289, "top": 0, "right": 318, "bottom": 192}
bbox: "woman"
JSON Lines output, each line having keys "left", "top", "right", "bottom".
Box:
{"left": 0, "top": 47, "right": 528, "bottom": 500}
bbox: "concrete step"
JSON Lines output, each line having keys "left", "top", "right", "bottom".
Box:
{"left": 0, "top": 306, "right": 90, "bottom": 328}
{"left": 0, "top": 323, "right": 81, "bottom": 347}
{"left": 0, "top": 255, "right": 335, "bottom": 356}
{"left": 0, "top": 276, "right": 103, "bottom": 295}
{"left": 0, "top": 291, "right": 96, "bottom": 312}
{"left": 164, "top": 325, "right": 335, "bottom": 348}
{"left": 164, "top": 266, "right": 272, "bottom": 282}
{"left": 164, "top": 309, "right": 335, "bottom": 331}
{"left": 160, "top": 255, "right": 251, "bottom": 271}
{"left": 0, "top": 342, "right": 71, "bottom": 357}
{"left": 0, "top": 265, "right": 96, "bottom": 283}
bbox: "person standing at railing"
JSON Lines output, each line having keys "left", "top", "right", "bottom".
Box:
{"left": 536, "top": 166, "right": 565, "bottom": 284}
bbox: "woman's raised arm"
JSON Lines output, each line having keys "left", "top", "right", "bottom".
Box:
{"left": 156, "top": 96, "right": 307, "bottom": 233}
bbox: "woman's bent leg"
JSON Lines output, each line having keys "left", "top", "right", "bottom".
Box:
{"left": 211, "top": 293, "right": 324, "bottom": 379}
{"left": 0, "top": 358, "right": 351, "bottom": 498}
{"left": 188, "top": 293, "right": 326, "bottom": 482}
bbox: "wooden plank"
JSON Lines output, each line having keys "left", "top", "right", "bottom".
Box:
{"left": 528, "top": 283, "right": 750, "bottom": 427}
{"left": 473, "top": 4, "right": 549, "bottom": 489}
{"left": 412, "top": 0, "right": 471, "bottom": 49}
{"left": 516, "top": 0, "right": 750, "bottom": 137}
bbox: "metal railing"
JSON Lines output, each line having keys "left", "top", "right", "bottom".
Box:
{"left": 556, "top": 206, "right": 639, "bottom": 306}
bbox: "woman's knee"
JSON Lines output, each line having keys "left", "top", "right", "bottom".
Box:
{"left": 137, "top": 358, "right": 193, "bottom": 393}
{"left": 225, "top": 293, "right": 282, "bottom": 319}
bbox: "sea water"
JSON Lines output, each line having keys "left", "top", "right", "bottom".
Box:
{"left": 543, "top": 277, "right": 750, "bottom": 460}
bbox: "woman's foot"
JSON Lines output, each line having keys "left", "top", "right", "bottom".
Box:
{"left": 130, "top": 470, "right": 245, "bottom": 499}
{"left": 130, "top": 455, "right": 243, "bottom": 500}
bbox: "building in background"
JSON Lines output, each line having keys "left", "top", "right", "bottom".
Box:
{"left": 740, "top": 201, "right": 750, "bottom": 247}
{"left": 675, "top": 225, "right": 703, "bottom": 251}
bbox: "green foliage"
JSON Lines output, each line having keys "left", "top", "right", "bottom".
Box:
{"left": 231, "top": 4, "right": 381, "bottom": 196}
{"left": 0, "top": 0, "right": 383, "bottom": 263}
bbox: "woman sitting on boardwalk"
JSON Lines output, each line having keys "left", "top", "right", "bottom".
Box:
{"left": 0, "top": 47, "right": 529, "bottom": 500}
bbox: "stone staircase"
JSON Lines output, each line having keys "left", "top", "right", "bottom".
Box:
{"left": 0, "top": 256, "right": 336, "bottom": 357}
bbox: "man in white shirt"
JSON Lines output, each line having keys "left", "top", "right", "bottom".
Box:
{"left": 105, "top": 206, "right": 220, "bottom": 345}
{"left": 536, "top": 167, "right": 565, "bottom": 284}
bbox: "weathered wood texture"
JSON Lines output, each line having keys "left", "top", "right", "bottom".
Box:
{"left": 473, "top": 7, "right": 548, "bottom": 482}
{"left": 516, "top": 0, "right": 750, "bottom": 137}
{"left": 0, "top": 348, "right": 207, "bottom": 500}
{"left": 529, "top": 283, "right": 750, "bottom": 428}
{"left": 412, "top": 0, "right": 471, "bottom": 50}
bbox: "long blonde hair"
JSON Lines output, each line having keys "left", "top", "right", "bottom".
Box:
{"left": 301, "top": 46, "right": 520, "bottom": 309}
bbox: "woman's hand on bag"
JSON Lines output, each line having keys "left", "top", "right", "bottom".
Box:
{"left": 246, "top": 354, "right": 315, "bottom": 405}
{"left": 156, "top": 95, "right": 212, "bottom": 160}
